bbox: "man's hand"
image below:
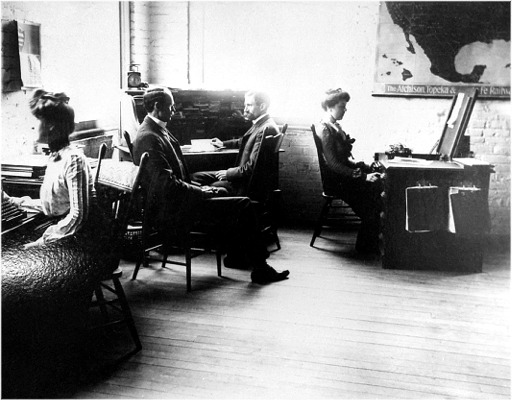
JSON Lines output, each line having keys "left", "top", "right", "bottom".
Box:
{"left": 215, "top": 170, "right": 227, "bottom": 180}
{"left": 23, "top": 238, "right": 45, "bottom": 250}
{"left": 201, "top": 185, "right": 228, "bottom": 198}
{"left": 211, "top": 138, "right": 224, "bottom": 148}
{"left": 231, "top": 110, "right": 244, "bottom": 119}
{"left": 366, "top": 172, "right": 382, "bottom": 182}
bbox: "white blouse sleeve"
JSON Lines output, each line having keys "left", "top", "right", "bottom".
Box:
{"left": 41, "top": 154, "right": 89, "bottom": 243}
{"left": 8, "top": 196, "right": 43, "bottom": 212}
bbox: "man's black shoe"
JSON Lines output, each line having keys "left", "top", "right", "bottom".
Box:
{"left": 251, "top": 264, "right": 289, "bottom": 284}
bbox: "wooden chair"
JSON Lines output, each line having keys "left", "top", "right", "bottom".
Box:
{"left": 123, "top": 131, "right": 135, "bottom": 158}
{"left": 117, "top": 92, "right": 140, "bottom": 161}
{"left": 89, "top": 144, "right": 148, "bottom": 353}
{"left": 309, "top": 124, "right": 360, "bottom": 248}
{"left": 113, "top": 131, "right": 134, "bottom": 162}
{"left": 131, "top": 168, "right": 223, "bottom": 292}
{"left": 245, "top": 130, "right": 286, "bottom": 251}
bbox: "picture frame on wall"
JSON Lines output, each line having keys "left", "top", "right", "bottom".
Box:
{"left": 1, "top": 19, "right": 22, "bottom": 92}
{"left": 373, "top": 2, "right": 510, "bottom": 99}
{"left": 18, "top": 21, "right": 42, "bottom": 89}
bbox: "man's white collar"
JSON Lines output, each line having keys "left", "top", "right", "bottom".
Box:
{"left": 253, "top": 113, "right": 268, "bottom": 125}
{"left": 149, "top": 114, "right": 168, "bottom": 129}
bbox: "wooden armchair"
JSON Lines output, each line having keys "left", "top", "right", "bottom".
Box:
{"left": 131, "top": 166, "right": 224, "bottom": 292}
{"left": 90, "top": 144, "right": 149, "bottom": 352}
{"left": 309, "top": 124, "right": 360, "bottom": 247}
{"left": 245, "top": 129, "right": 286, "bottom": 251}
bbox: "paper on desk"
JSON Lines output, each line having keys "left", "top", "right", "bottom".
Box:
{"left": 405, "top": 185, "right": 443, "bottom": 232}
{"left": 448, "top": 186, "right": 489, "bottom": 234}
{"left": 184, "top": 139, "right": 217, "bottom": 152}
{"left": 387, "top": 157, "right": 433, "bottom": 165}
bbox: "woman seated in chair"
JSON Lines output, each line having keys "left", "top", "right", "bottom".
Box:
{"left": 1, "top": 89, "right": 113, "bottom": 397}
{"left": 3, "top": 89, "right": 109, "bottom": 250}
{"left": 315, "top": 88, "right": 383, "bottom": 254}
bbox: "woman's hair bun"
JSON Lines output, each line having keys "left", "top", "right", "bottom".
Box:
{"left": 29, "top": 89, "right": 71, "bottom": 119}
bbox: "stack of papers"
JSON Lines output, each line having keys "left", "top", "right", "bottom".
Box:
{"left": 182, "top": 139, "right": 217, "bottom": 153}
{"left": 387, "top": 157, "right": 433, "bottom": 165}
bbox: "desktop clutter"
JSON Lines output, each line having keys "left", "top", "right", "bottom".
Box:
{"left": 385, "top": 143, "right": 412, "bottom": 158}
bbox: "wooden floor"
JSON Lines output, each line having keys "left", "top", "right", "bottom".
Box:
{"left": 70, "top": 227, "right": 510, "bottom": 400}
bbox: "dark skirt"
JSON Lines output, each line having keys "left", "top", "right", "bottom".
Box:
{"left": 1, "top": 204, "right": 117, "bottom": 398}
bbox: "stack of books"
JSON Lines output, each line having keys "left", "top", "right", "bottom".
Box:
{"left": 1, "top": 154, "right": 48, "bottom": 186}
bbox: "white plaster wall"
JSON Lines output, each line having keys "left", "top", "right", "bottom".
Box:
{"left": 130, "top": 1, "right": 188, "bottom": 86}
{"left": 1, "top": 1, "right": 121, "bottom": 156}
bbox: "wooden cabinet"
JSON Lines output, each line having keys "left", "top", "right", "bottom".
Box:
{"left": 127, "top": 88, "right": 252, "bottom": 145}
{"left": 378, "top": 155, "right": 492, "bottom": 272}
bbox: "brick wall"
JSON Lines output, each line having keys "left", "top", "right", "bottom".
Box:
{"left": 279, "top": 115, "right": 510, "bottom": 238}
{"left": 279, "top": 125, "right": 324, "bottom": 224}
{"left": 467, "top": 102, "right": 511, "bottom": 237}
{"left": 130, "top": 2, "right": 150, "bottom": 82}
{"left": 130, "top": 1, "right": 188, "bottom": 86}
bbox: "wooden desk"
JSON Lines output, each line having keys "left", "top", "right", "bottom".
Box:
{"left": 182, "top": 148, "right": 238, "bottom": 173}
{"left": 377, "top": 155, "right": 492, "bottom": 272}
{"left": 116, "top": 145, "right": 283, "bottom": 182}
{"left": 116, "top": 145, "right": 238, "bottom": 173}
{"left": 1, "top": 211, "right": 47, "bottom": 235}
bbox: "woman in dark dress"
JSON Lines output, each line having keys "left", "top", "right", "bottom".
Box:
{"left": 315, "top": 88, "right": 383, "bottom": 254}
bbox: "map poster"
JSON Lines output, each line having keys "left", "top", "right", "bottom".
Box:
{"left": 373, "top": 2, "right": 511, "bottom": 99}
{"left": 18, "top": 21, "right": 42, "bottom": 89}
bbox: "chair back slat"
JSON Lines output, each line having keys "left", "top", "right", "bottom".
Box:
{"left": 246, "top": 132, "right": 284, "bottom": 202}
{"left": 94, "top": 143, "right": 108, "bottom": 185}
{"left": 310, "top": 124, "right": 337, "bottom": 195}
{"left": 123, "top": 131, "right": 134, "bottom": 158}
{"left": 95, "top": 153, "right": 148, "bottom": 244}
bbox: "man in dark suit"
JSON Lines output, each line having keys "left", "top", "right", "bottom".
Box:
{"left": 131, "top": 87, "right": 289, "bottom": 284}
{"left": 191, "top": 91, "right": 279, "bottom": 196}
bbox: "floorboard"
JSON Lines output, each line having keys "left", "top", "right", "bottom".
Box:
{"left": 68, "top": 227, "right": 510, "bottom": 399}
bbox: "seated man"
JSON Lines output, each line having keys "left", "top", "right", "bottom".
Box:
{"left": 191, "top": 90, "right": 279, "bottom": 196}
{"left": 131, "top": 87, "right": 289, "bottom": 284}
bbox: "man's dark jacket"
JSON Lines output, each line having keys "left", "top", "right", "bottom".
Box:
{"left": 132, "top": 115, "right": 205, "bottom": 228}
{"left": 223, "top": 114, "right": 279, "bottom": 195}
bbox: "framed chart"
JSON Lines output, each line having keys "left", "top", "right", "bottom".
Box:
{"left": 373, "top": 2, "right": 510, "bottom": 98}
{"left": 18, "top": 21, "right": 42, "bottom": 89}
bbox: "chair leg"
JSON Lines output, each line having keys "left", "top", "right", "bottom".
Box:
{"left": 94, "top": 286, "right": 110, "bottom": 323}
{"left": 143, "top": 250, "right": 149, "bottom": 268}
{"left": 216, "top": 250, "right": 222, "bottom": 277}
{"left": 131, "top": 244, "right": 148, "bottom": 280}
{"left": 270, "top": 190, "right": 281, "bottom": 251}
{"left": 272, "top": 228, "right": 281, "bottom": 251}
{"left": 132, "top": 258, "right": 142, "bottom": 280}
{"left": 112, "top": 276, "right": 142, "bottom": 352}
{"left": 160, "top": 249, "right": 168, "bottom": 269}
{"left": 185, "top": 247, "right": 192, "bottom": 292}
{"left": 310, "top": 197, "right": 332, "bottom": 247}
